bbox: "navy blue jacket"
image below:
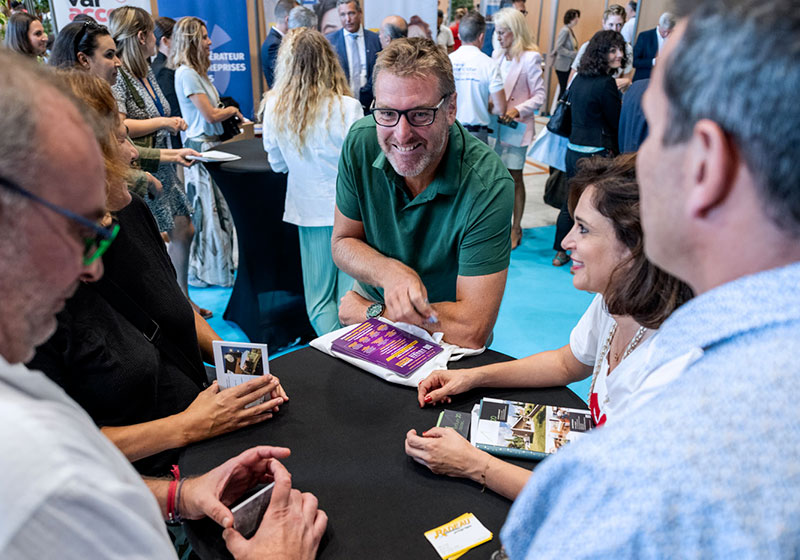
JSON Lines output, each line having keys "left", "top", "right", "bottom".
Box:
{"left": 260, "top": 27, "right": 282, "bottom": 89}
{"left": 326, "top": 27, "right": 382, "bottom": 110}
{"left": 632, "top": 28, "right": 659, "bottom": 81}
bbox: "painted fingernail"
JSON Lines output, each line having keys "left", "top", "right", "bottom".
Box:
{"left": 424, "top": 395, "right": 432, "bottom": 402}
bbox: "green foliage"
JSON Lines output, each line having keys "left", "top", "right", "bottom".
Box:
{"left": 451, "top": 0, "right": 475, "bottom": 15}
{"left": 1, "top": 0, "right": 8, "bottom": 40}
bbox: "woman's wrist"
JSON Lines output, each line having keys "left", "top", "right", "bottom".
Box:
{"left": 465, "top": 450, "right": 493, "bottom": 484}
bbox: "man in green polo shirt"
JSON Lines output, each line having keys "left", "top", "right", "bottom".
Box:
{"left": 332, "top": 37, "right": 513, "bottom": 349}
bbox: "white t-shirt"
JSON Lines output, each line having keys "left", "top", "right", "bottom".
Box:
{"left": 571, "top": 40, "right": 633, "bottom": 78}
{"left": 569, "top": 294, "right": 655, "bottom": 426}
{"left": 0, "top": 356, "right": 175, "bottom": 559}
{"left": 621, "top": 17, "right": 636, "bottom": 44}
{"left": 262, "top": 95, "right": 363, "bottom": 227}
{"left": 449, "top": 45, "right": 504, "bottom": 127}
{"left": 175, "top": 65, "right": 224, "bottom": 140}
{"left": 437, "top": 25, "right": 454, "bottom": 49}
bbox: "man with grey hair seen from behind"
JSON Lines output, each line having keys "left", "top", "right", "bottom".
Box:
{"left": 449, "top": 11, "right": 507, "bottom": 143}
{"left": 332, "top": 38, "right": 513, "bottom": 349}
{"left": 632, "top": 12, "right": 675, "bottom": 81}
{"left": 0, "top": 51, "right": 326, "bottom": 560}
{"left": 501, "top": 0, "right": 800, "bottom": 555}
{"left": 289, "top": 5, "right": 318, "bottom": 30}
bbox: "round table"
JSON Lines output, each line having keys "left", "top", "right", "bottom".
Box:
{"left": 204, "top": 138, "right": 315, "bottom": 349}
{"left": 180, "top": 347, "right": 587, "bottom": 559}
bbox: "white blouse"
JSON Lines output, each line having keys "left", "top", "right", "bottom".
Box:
{"left": 262, "top": 95, "right": 364, "bottom": 227}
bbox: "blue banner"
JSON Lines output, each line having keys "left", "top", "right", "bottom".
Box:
{"left": 158, "top": 1, "right": 255, "bottom": 119}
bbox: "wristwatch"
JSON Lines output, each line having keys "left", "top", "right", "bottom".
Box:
{"left": 366, "top": 302, "right": 385, "bottom": 319}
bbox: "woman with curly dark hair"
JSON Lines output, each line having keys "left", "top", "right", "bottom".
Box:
{"left": 551, "top": 29, "right": 626, "bottom": 267}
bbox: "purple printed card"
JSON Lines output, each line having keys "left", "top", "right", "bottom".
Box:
{"left": 330, "top": 318, "right": 443, "bottom": 377}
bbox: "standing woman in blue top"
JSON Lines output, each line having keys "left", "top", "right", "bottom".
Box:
{"left": 108, "top": 7, "right": 204, "bottom": 313}
{"left": 551, "top": 30, "right": 624, "bottom": 267}
{"left": 171, "top": 17, "right": 242, "bottom": 289}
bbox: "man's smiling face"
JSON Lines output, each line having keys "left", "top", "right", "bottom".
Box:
{"left": 373, "top": 72, "right": 455, "bottom": 180}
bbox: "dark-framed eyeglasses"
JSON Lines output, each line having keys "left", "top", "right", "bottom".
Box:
{"left": 371, "top": 95, "right": 449, "bottom": 127}
{"left": 0, "top": 175, "right": 119, "bottom": 266}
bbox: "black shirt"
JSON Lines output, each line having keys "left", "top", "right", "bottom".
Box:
{"left": 28, "top": 195, "right": 206, "bottom": 476}
{"left": 569, "top": 74, "right": 622, "bottom": 154}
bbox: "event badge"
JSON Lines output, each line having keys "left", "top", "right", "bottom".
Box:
{"left": 424, "top": 512, "right": 493, "bottom": 559}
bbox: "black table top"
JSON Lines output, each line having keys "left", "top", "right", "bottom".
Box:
{"left": 180, "top": 347, "right": 587, "bottom": 560}
{"left": 211, "top": 138, "right": 272, "bottom": 174}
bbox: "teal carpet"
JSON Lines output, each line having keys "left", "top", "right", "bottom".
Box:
{"left": 189, "top": 225, "right": 594, "bottom": 401}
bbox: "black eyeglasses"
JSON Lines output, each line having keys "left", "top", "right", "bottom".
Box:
{"left": 0, "top": 176, "right": 119, "bottom": 265}
{"left": 371, "top": 95, "right": 449, "bottom": 127}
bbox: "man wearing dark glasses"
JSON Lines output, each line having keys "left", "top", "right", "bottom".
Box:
{"left": 0, "top": 53, "right": 324, "bottom": 559}
{"left": 332, "top": 38, "right": 513, "bottom": 349}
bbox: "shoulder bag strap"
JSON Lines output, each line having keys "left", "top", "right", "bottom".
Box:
{"left": 89, "top": 278, "right": 208, "bottom": 388}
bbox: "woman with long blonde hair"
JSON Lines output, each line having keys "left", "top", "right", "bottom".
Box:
{"left": 261, "top": 27, "right": 363, "bottom": 335}
{"left": 492, "top": 7, "right": 545, "bottom": 250}
{"left": 171, "top": 16, "right": 241, "bottom": 290}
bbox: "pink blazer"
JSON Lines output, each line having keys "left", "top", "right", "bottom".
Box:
{"left": 493, "top": 49, "right": 545, "bottom": 146}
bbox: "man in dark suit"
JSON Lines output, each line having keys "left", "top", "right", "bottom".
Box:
{"left": 326, "top": 0, "right": 382, "bottom": 111}
{"left": 260, "top": 0, "right": 298, "bottom": 89}
{"left": 632, "top": 12, "right": 675, "bottom": 81}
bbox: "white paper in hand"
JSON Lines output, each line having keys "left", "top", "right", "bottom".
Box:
{"left": 186, "top": 150, "right": 241, "bottom": 162}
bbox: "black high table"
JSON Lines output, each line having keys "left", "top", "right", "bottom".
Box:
{"left": 180, "top": 347, "right": 587, "bottom": 559}
{"left": 204, "top": 138, "right": 315, "bottom": 349}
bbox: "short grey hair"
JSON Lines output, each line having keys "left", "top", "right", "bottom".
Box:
{"left": 337, "top": 0, "right": 360, "bottom": 10}
{"left": 288, "top": 6, "right": 317, "bottom": 29}
{"left": 658, "top": 12, "right": 675, "bottom": 31}
{"left": 458, "top": 12, "right": 486, "bottom": 44}
{"left": 664, "top": 0, "right": 800, "bottom": 235}
{"left": 0, "top": 53, "right": 59, "bottom": 206}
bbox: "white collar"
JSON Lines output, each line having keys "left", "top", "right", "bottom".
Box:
{"left": 346, "top": 26, "right": 363, "bottom": 39}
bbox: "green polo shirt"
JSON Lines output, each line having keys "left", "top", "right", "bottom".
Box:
{"left": 336, "top": 117, "right": 513, "bottom": 304}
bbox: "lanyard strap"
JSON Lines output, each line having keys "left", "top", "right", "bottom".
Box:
{"left": 140, "top": 75, "right": 165, "bottom": 117}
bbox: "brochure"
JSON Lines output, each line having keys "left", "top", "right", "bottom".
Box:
{"left": 473, "top": 397, "right": 591, "bottom": 460}
{"left": 212, "top": 341, "right": 270, "bottom": 399}
{"left": 185, "top": 150, "right": 241, "bottom": 163}
{"left": 330, "top": 318, "right": 443, "bottom": 377}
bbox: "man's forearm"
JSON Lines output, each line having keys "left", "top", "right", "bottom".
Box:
{"left": 417, "top": 300, "right": 496, "bottom": 349}
{"left": 332, "top": 236, "right": 402, "bottom": 289}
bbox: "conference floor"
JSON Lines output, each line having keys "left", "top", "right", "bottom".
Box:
{"left": 189, "top": 151, "right": 596, "bottom": 402}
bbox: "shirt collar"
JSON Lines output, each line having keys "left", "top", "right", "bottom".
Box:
{"left": 643, "top": 261, "right": 800, "bottom": 372}
{"left": 273, "top": 26, "right": 285, "bottom": 37}
{"left": 347, "top": 26, "right": 364, "bottom": 39}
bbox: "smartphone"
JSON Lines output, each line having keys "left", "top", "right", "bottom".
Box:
{"left": 231, "top": 482, "right": 275, "bottom": 538}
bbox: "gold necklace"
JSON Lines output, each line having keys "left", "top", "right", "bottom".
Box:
{"left": 588, "top": 323, "right": 647, "bottom": 400}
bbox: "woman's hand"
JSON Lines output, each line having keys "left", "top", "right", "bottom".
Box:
{"left": 500, "top": 107, "right": 520, "bottom": 123}
{"left": 416, "top": 369, "right": 479, "bottom": 407}
{"left": 163, "top": 148, "right": 201, "bottom": 167}
{"left": 160, "top": 116, "right": 187, "bottom": 134}
{"left": 178, "top": 375, "right": 284, "bottom": 444}
{"left": 405, "top": 428, "right": 487, "bottom": 481}
{"left": 145, "top": 172, "right": 163, "bottom": 199}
